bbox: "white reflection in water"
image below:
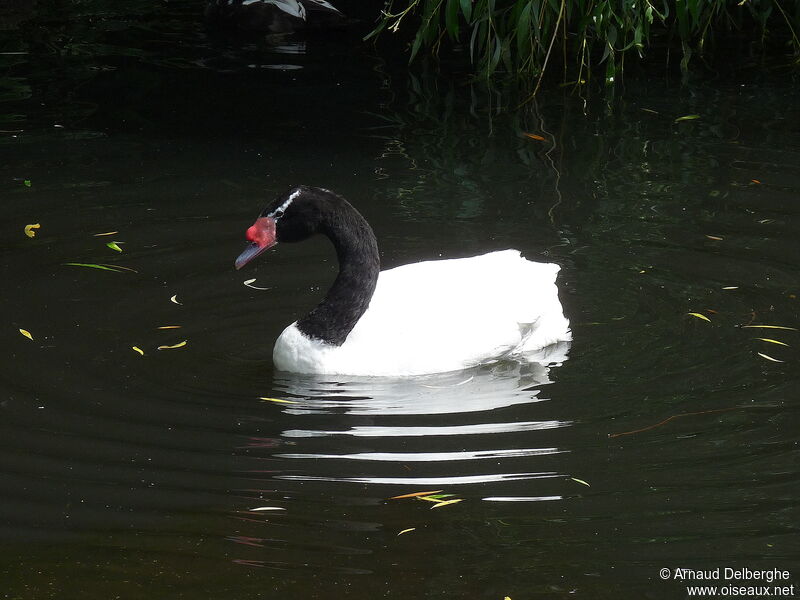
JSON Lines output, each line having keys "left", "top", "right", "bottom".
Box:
{"left": 282, "top": 420, "right": 567, "bottom": 438}
{"left": 276, "top": 473, "right": 560, "bottom": 484}
{"left": 272, "top": 341, "right": 570, "bottom": 417}
{"left": 264, "top": 344, "right": 571, "bottom": 487}
{"left": 276, "top": 447, "right": 564, "bottom": 461}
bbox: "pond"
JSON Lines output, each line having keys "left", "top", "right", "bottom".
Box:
{"left": 2, "top": 2, "right": 799, "bottom": 598}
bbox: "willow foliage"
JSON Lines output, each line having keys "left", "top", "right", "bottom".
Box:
{"left": 368, "top": 0, "right": 800, "bottom": 86}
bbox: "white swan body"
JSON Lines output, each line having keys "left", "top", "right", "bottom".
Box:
{"left": 273, "top": 250, "right": 570, "bottom": 375}
{"left": 235, "top": 187, "right": 571, "bottom": 377}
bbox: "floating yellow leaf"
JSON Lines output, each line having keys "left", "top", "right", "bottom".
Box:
{"left": 106, "top": 241, "right": 123, "bottom": 252}
{"left": 170, "top": 295, "right": 181, "bottom": 305}
{"left": 157, "top": 325, "right": 182, "bottom": 330}
{"left": 93, "top": 231, "right": 119, "bottom": 236}
{"left": 571, "top": 477, "right": 591, "bottom": 487}
{"left": 19, "top": 328, "right": 33, "bottom": 340}
{"left": 390, "top": 490, "right": 444, "bottom": 500}
{"left": 754, "top": 338, "right": 789, "bottom": 347}
{"left": 675, "top": 114, "right": 700, "bottom": 122}
{"left": 157, "top": 340, "right": 187, "bottom": 350}
{"left": 24, "top": 223, "right": 41, "bottom": 238}
{"left": 742, "top": 325, "right": 797, "bottom": 331}
{"left": 687, "top": 312, "right": 711, "bottom": 322}
{"left": 132, "top": 346, "right": 144, "bottom": 356}
{"left": 757, "top": 352, "right": 784, "bottom": 363}
{"left": 260, "top": 397, "right": 299, "bottom": 404}
{"left": 523, "top": 132, "right": 546, "bottom": 141}
{"left": 431, "top": 498, "right": 464, "bottom": 509}
{"left": 397, "top": 528, "right": 416, "bottom": 536}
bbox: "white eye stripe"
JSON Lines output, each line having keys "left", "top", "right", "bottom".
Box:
{"left": 268, "top": 188, "right": 301, "bottom": 219}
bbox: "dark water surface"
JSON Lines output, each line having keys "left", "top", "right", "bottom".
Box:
{"left": 2, "top": 2, "right": 799, "bottom": 598}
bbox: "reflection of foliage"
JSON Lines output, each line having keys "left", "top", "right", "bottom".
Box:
{"left": 368, "top": 65, "right": 565, "bottom": 225}
{"left": 370, "top": 0, "right": 800, "bottom": 86}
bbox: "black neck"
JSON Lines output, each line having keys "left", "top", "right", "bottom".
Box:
{"left": 295, "top": 200, "right": 380, "bottom": 346}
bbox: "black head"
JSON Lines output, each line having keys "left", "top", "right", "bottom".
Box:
{"left": 235, "top": 185, "right": 337, "bottom": 270}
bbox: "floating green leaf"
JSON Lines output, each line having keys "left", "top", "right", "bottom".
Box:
{"left": 106, "top": 241, "right": 123, "bottom": 252}
{"left": 675, "top": 114, "right": 701, "bottom": 122}
{"left": 418, "top": 494, "right": 456, "bottom": 502}
{"left": 571, "top": 477, "right": 591, "bottom": 487}
{"left": 63, "top": 262, "right": 132, "bottom": 273}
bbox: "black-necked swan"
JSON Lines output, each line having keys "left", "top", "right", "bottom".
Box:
{"left": 205, "top": 0, "right": 346, "bottom": 33}
{"left": 234, "top": 186, "right": 571, "bottom": 376}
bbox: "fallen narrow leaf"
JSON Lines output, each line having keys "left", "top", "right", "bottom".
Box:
{"left": 570, "top": 477, "right": 591, "bottom": 487}
{"left": 705, "top": 235, "right": 724, "bottom": 241}
{"left": 754, "top": 338, "right": 789, "bottom": 346}
{"left": 722, "top": 286, "right": 739, "bottom": 290}
{"left": 157, "top": 340, "right": 187, "bottom": 350}
{"left": 418, "top": 494, "right": 456, "bottom": 502}
{"left": 397, "top": 528, "right": 416, "bottom": 536}
{"left": 523, "top": 132, "right": 546, "bottom": 141}
{"left": 640, "top": 108, "right": 659, "bottom": 114}
{"left": 260, "top": 397, "right": 299, "bottom": 404}
{"left": 132, "top": 346, "right": 144, "bottom": 356}
{"left": 24, "top": 223, "right": 40, "bottom": 238}
{"left": 431, "top": 498, "right": 464, "bottom": 509}
{"left": 249, "top": 506, "right": 285, "bottom": 512}
{"left": 93, "top": 231, "right": 119, "bottom": 237}
{"left": 741, "top": 325, "right": 797, "bottom": 331}
{"left": 106, "top": 241, "right": 123, "bottom": 252}
{"left": 244, "top": 279, "right": 270, "bottom": 290}
{"left": 170, "top": 295, "right": 181, "bottom": 305}
{"left": 675, "top": 114, "right": 700, "bottom": 122}
{"left": 390, "top": 490, "right": 444, "bottom": 500}
{"left": 63, "top": 262, "right": 136, "bottom": 273}
{"left": 687, "top": 312, "right": 711, "bottom": 322}
{"left": 757, "top": 352, "right": 784, "bottom": 363}
{"left": 157, "top": 325, "right": 182, "bottom": 330}
{"left": 19, "top": 328, "right": 33, "bottom": 340}
{"left": 751, "top": 179, "right": 761, "bottom": 184}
